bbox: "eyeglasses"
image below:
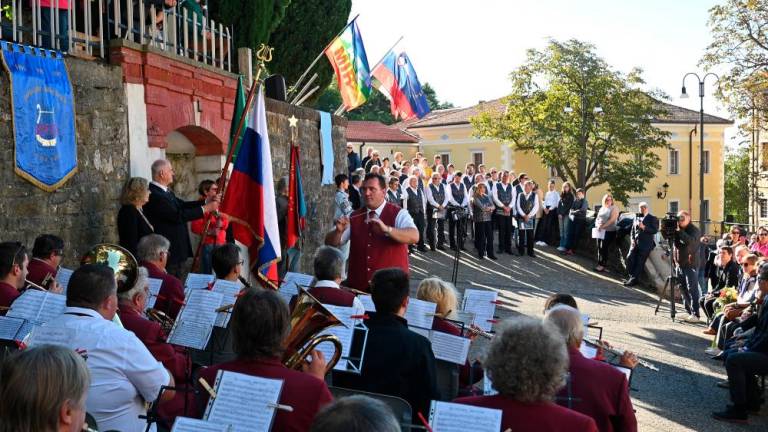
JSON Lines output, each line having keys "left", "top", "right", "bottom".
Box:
{"left": 238, "top": 260, "right": 245, "bottom": 266}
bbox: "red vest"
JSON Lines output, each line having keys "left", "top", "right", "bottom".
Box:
{"left": 346, "top": 203, "right": 409, "bottom": 292}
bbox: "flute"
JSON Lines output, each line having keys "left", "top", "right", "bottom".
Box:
{"left": 465, "top": 325, "right": 494, "bottom": 340}
{"left": 584, "top": 336, "right": 659, "bottom": 371}
{"left": 25, "top": 279, "right": 48, "bottom": 292}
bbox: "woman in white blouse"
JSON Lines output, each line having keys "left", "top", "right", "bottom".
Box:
{"left": 535, "top": 180, "right": 562, "bottom": 246}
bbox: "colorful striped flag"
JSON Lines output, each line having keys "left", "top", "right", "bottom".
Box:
{"left": 324, "top": 20, "right": 371, "bottom": 111}
{"left": 285, "top": 143, "right": 306, "bottom": 250}
{"left": 220, "top": 87, "right": 280, "bottom": 288}
{"left": 372, "top": 51, "right": 431, "bottom": 121}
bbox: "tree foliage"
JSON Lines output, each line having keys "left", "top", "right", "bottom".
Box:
{"left": 268, "top": 0, "right": 352, "bottom": 104}
{"left": 724, "top": 144, "right": 751, "bottom": 223}
{"left": 314, "top": 82, "right": 454, "bottom": 124}
{"left": 701, "top": 0, "right": 768, "bottom": 128}
{"left": 211, "top": 0, "right": 290, "bottom": 55}
{"left": 471, "top": 39, "right": 670, "bottom": 204}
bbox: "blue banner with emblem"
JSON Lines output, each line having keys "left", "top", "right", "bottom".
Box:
{"left": 1, "top": 42, "right": 77, "bottom": 191}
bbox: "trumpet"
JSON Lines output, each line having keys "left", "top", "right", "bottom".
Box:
{"left": 584, "top": 336, "right": 659, "bottom": 371}
{"left": 146, "top": 308, "right": 175, "bottom": 335}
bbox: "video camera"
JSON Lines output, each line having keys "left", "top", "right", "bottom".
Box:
{"left": 448, "top": 205, "right": 470, "bottom": 221}
{"left": 660, "top": 212, "right": 679, "bottom": 239}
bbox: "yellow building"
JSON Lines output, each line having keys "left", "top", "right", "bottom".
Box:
{"left": 405, "top": 99, "right": 732, "bottom": 233}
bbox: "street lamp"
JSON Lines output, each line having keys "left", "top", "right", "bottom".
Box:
{"left": 656, "top": 182, "right": 670, "bottom": 200}
{"left": 680, "top": 72, "right": 719, "bottom": 232}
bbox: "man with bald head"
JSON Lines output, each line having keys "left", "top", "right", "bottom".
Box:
{"left": 143, "top": 159, "right": 219, "bottom": 276}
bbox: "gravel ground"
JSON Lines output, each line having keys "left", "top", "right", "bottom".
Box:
{"left": 406, "top": 244, "right": 768, "bottom": 431}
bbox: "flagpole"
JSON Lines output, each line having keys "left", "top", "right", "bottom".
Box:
{"left": 369, "top": 35, "right": 404, "bottom": 73}
{"left": 191, "top": 44, "right": 272, "bottom": 273}
{"left": 288, "top": 14, "right": 360, "bottom": 96}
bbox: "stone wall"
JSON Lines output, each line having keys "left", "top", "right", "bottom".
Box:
{"left": 0, "top": 58, "right": 128, "bottom": 266}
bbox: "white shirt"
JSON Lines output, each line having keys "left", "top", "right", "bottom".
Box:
{"left": 402, "top": 186, "right": 427, "bottom": 214}
{"left": 544, "top": 190, "right": 560, "bottom": 210}
{"left": 492, "top": 182, "right": 517, "bottom": 209}
{"left": 516, "top": 192, "right": 540, "bottom": 218}
{"left": 150, "top": 180, "right": 168, "bottom": 192}
{"left": 340, "top": 200, "right": 416, "bottom": 244}
{"left": 315, "top": 279, "right": 365, "bottom": 316}
{"left": 447, "top": 182, "right": 469, "bottom": 207}
{"left": 426, "top": 182, "right": 450, "bottom": 208}
{"left": 29, "top": 307, "right": 170, "bottom": 432}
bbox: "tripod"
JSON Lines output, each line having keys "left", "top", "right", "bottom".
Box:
{"left": 450, "top": 208, "right": 468, "bottom": 285}
{"left": 654, "top": 237, "right": 680, "bottom": 321}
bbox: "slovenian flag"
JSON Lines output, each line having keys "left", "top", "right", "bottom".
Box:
{"left": 372, "top": 51, "right": 431, "bottom": 121}
{"left": 324, "top": 19, "right": 371, "bottom": 111}
{"left": 220, "top": 87, "right": 280, "bottom": 288}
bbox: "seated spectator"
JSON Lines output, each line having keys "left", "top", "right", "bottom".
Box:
{"left": 0, "top": 345, "right": 90, "bottom": 432}
{"left": 729, "top": 225, "right": 748, "bottom": 248}
{"left": 700, "top": 246, "right": 741, "bottom": 321}
{"left": 712, "top": 262, "right": 768, "bottom": 423}
{"left": 337, "top": 268, "right": 438, "bottom": 419}
{"left": 454, "top": 316, "right": 598, "bottom": 431}
{"left": 309, "top": 395, "right": 400, "bottom": 432}
{"left": 27, "top": 234, "right": 64, "bottom": 291}
{"left": 137, "top": 234, "right": 185, "bottom": 319}
{"left": 704, "top": 254, "right": 759, "bottom": 338}
{"left": 545, "top": 305, "right": 637, "bottom": 432}
{"left": 197, "top": 288, "right": 332, "bottom": 432}
{"left": 750, "top": 226, "right": 768, "bottom": 256}
{"left": 291, "top": 246, "right": 364, "bottom": 315}
{"left": 0, "top": 241, "right": 28, "bottom": 313}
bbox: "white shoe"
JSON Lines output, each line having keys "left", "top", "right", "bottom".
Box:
{"left": 705, "top": 347, "right": 722, "bottom": 356}
{"left": 557, "top": 246, "right": 566, "bottom": 251}
{"left": 535, "top": 241, "right": 547, "bottom": 246}
{"left": 684, "top": 315, "right": 703, "bottom": 324}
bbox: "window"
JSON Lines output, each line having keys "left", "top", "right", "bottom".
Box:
{"left": 669, "top": 149, "right": 679, "bottom": 175}
{"left": 762, "top": 143, "right": 768, "bottom": 171}
{"left": 702, "top": 200, "right": 710, "bottom": 221}
{"left": 703, "top": 150, "right": 710, "bottom": 174}
{"left": 760, "top": 199, "right": 768, "bottom": 219}
{"left": 472, "top": 152, "right": 484, "bottom": 166}
{"left": 668, "top": 200, "right": 679, "bottom": 214}
{"left": 439, "top": 153, "right": 451, "bottom": 166}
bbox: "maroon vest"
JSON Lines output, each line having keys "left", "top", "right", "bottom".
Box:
{"left": 309, "top": 286, "right": 356, "bottom": 307}
{"left": 346, "top": 203, "right": 410, "bottom": 292}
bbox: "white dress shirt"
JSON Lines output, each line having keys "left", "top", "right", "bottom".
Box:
{"left": 29, "top": 307, "right": 170, "bottom": 432}
{"left": 314, "top": 279, "right": 365, "bottom": 315}
{"left": 543, "top": 190, "right": 560, "bottom": 210}
{"left": 426, "top": 182, "right": 450, "bottom": 208}
{"left": 340, "top": 200, "right": 416, "bottom": 244}
{"left": 403, "top": 186, "right": 428, "bottom": 214}
{"left": 447, "top": 182, "right": 469, "bottom": 207}
{"left": 492, "top": 182, "right": 517, "bottom": 210}
{"left": 516, "top": 192, "right": 540, "bottom": 219}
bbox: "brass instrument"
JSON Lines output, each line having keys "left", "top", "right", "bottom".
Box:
{"left": 146, "top": 308, "right": 175, "bottom": 334}
{"left": 282, "top": 288, "right": 345, "bottom": 374}
{"left": 584, "top": 336, "right": 659, "bottom": 371}
{"left": 80, "top": 244, "right": 138, "bottom": 293}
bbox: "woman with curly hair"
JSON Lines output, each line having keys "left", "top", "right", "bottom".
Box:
{"left": 454, "top": 316, "right": 598, "bottom": 432}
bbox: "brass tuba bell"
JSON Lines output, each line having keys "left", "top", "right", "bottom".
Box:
{"left": 80, "top": 243, "right": 139, "bottom": 293}
{"left": 282, "top": 288, "right": 345, "bottom": 374}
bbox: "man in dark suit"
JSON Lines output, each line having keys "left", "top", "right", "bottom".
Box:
{"left": 337, "top": 268, "right": 438, "bottom": 419}
{"left": 624, "top": 202, "right": 659, "bottom": 287}
{"left": 348, "top": 174, "right": 362, "bottom": 210}
{"left": 143, "top": 159, "right": 218, "bottom": 277}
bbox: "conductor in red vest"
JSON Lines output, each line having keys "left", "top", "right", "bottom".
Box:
{"left": 325, "top": 173, "right": 419, "bottom": 292}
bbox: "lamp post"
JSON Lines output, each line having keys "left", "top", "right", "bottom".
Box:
{"left": 680, "top": 72, "right": 719, "bottom": 233}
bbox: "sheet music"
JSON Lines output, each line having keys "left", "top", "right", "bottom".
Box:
{"left": 357, "top": 295, "right": 376, "bottom": 312}
{"left": 146, "top": 278, "right": 164, "bottom": 309}
{"left": 167, "top": 290, "right": 222, "bottom": 349}
{"left": 211, "top": 279, "right": 241, "bottom": 328}
{"left": 454, "top": 310, "right": 476, "bottom": 328}
{"left": 55, "top": 267, "right": 73, "bottom": 293}
{"left": 404, "top": 298, "right": 437, "bottom": 329}
{"left": 27, "top": 326, "right": 77, "bottom": 347}
{"left": 482, "top": 375, "right": 498, "bottom": 396}
{"left": 461, "top": 289, "right": 497, "bottom": 332}
{"left": 580, "top": 341, "right": 598, "bottom": 359}
{"left": 613, "top": 364, "right": 632, "bottom": 381}
{"left": 408, "top": 325, "right": 431, "bottom": 339}
{"left": 171, "top": 417, "right": 232, "bottom": 432}
{"left": 430, "top": 331, "right": 471, "bottom": 365}
{"left": 428, "top": 401, "right": 502, "bottom": 432}
{"left": 7, "top": 290, "right": 66, "bottom": 324}
{"left": 0, "top": 316, "right": 25, "bottom": 341}
{"left": 278, "top": 272, "right": 313, "bottom": 304}
{"left": 314, "top": 305, "right": 354, "bottom": 371}
{"left": 205, "top": 370, "right": 283, "bottom": 432}
{"left": 185, "top": 273, "right": 215, "bottom": 290}
{"left": 581, "top": 313, "right": 591, "bottom": 338}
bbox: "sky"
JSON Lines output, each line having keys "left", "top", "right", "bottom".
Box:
{"left": 350, "top": 0, "right": 741, "bottom": 143}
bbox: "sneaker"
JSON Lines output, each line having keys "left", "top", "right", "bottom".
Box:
{"left": 557, "top": 246, "right": 566, "bottom": 252}
{"left": 716, "top": 380, "right": 730, "bottom": 389}
{"left": 705, "top": 347, "right": 721, "bottom": 356}
{"left": 535, "top": 241, "right": 547, "bottom": 246}
{"left": 712, "top": 406, "right": 748, "bottom": 423}
{"left": 684, "top": 315, "right": 704, "bottom": 324}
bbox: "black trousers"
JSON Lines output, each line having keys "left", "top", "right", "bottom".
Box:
{"left": 410, "top": 212, "right": 426, "bottom": 251}
{"left": 726, "top": 351, "right": 768, "bottom": 406}
{"left": 596, "top": 230, "right": 617, "bottom": 266}
{"left": 497, "top": 213, "right": 513, "bottom": 252}
{"left": 474, "top": 221, "right": 494, "bottom": 257}
{"left": 447, "top": 209, "right": 466, "bottom": 249}
{"left": 626, "top": 246, "right": 652, "bottom": 279}
{"left": 517, "top": 228, "right": 535, "bottom": 256}
{"left": 699, "top": 296, "right": 718, "bottom": 321}
{"left": 427, "top": 211, "right": 446, "bottom": 248}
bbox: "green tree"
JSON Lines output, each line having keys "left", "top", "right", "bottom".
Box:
{"left": 211, "top": 0, "right": 290, "bottom": 56}
{"left": 268, "top": 0, "right": 352, "bottom": 104}
{"left": 724, "top": 144, "right": 751, "bottom": 223}
{"left": 423, "top": 83, "right": 455, "bottom": 110}
{"left": 471, "top": 39, "right": 670, "bottom": 204}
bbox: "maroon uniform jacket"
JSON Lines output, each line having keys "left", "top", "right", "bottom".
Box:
{"left": 454, "top": 395, "right": 598, "bottom": 432}
{"left": 197, "top": 357, "right": 333, "bottom": 432}
{"left": 346, "top": 203, "right": 410, "bottom": 292}
{"left": 26, "top": 258, "right": 57, "bottom": 288}
{"left": 142, "top": 261, "right": 185, "bottom": 319}
{"left": 289, "top": 283, "right": 357, "bottom": 311}
{"left": 557, "top": 346, "right": 637, "bottom": 432}
{"left": 0, "top": 282, "right": 19, "bottom": 315}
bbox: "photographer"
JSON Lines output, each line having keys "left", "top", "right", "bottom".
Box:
{"left": 669, "top": 211, "right": 702, "bottom": 323}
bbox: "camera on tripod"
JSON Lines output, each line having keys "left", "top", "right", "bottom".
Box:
{"left": 448, "top": 206, "right": 470, "bottom": 221}
{"left": 660, "top": 212, "right": 679, "bottom": 239}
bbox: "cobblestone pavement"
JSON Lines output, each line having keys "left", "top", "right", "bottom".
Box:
{"left": 406, "top": 244, "right": 768, "bottom": 431}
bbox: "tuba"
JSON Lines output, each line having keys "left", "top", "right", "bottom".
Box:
{"left": 282, "top": 288, "right": 345, "bottom": 374}
{"left": 80, "top": 244, "right": 139, "bottom": 329}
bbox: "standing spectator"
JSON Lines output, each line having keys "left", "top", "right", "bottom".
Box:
{"left": 386, "top": 177, "right": 402, "bottom": 207}
{"left": 347, "top": 144, "right": 361, "bottom": 175}
{"left": 492, "top": 171, "right": 516, "bottom": 255}
{"left": 381, "top": 158, "right": 391, "bottom": 175}
{"left": 750, "top": 226, "right": 768, "bottom": 256}
{"left": 624, "top": 202, "right": 658, "bottom": 287}
{"left": 472, "top": 183, "right": 497, "bottom": 260}
{"left": 463, "top": 164, "right": 475, "bottom": 191}
{"left": 403, "top": 176, "right": 428, "bottom": 254}
{"left": 698, "top": 236, "right": 715, "bottom": 298}
{"left": 117, "top": 177, "right": 155, "bottom": 258}
{"left": 143, "top": 159, "right": 217, "bottom": 277}
{"left": 516, "top": 180, "right": 540, "bottom": 257}
{"left": 672, "top": 211, "right": 703, "bottom": 323}
{"left": 40, "top": 0, "right": 69, "bottom": 50}
{"left": 536, "top": 179, "right": 561, "bottom": 246}
{"left": 361, "top": 147, "right": 374, "bottom": 171}
{"left": 392, "top": 152, "right": 404, "bottom": 171}
{"left": 334, "top": 174, "right": 353, "bottom": 220}
{"left": 446, "top": 164, "right": 456, "bottom": 183}
{"left": 190, "top": 180, "right": 229, "bottom": 275}
{"left": 275, "top": 177, "right": 290, "bottom": 278}
{"left": 447, "top": 172, "right": 470, "bottom": 251}
{"left": 563, "top": 188, "right": 589, "bottom": 255}
{"left": 399, "top": 164, "right": 411, "bottom": 186}
{"left": 365, "top": 150, "right": 382, "bottom": 172}
{"left": 557, "top": 182, "right": 575, "bottom": 252}
{"left": 593, "top": 194, "right": 619, "bottom": 272}
{"left": 348, "top": 174, "right": 363, "bottom": 211}
{"left": 431, "top": 155, "right": 443, "bottom": 172}
{"left": 426, "top": 173, "right": 449, "bottom": 251}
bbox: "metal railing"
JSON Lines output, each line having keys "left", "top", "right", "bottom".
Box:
{"left": 0, "top": 0, "right": 231, "bottom": 72}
